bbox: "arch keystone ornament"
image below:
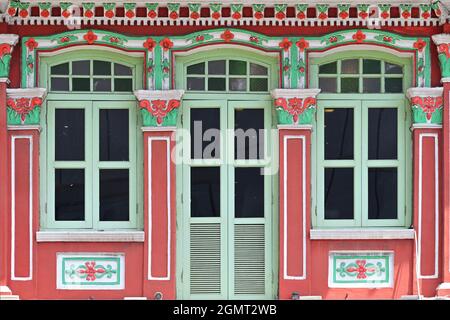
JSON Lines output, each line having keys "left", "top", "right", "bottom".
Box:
{"left": 407, "top": 87, "right": 444, "bottom": 126}
{"left": 134, "top": 90, "right": 185, "bottom": 127}
{"left": 6, "top": 88, "right": 47, "bottom": 126}
{"left": 0, "top": 34, "right": 19, "bottom": 81}
{"left": 271, "top": 89, "right": 321, "bottom": 126}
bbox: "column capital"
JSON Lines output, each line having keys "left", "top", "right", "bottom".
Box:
{"left": 406, "top": 87, "right": 443, "bottom": 126}
{"left": 134, "top": 89, "right": 185, "bottom": 127}
{"left": 0, "top": 34, "right": 19, "bottom": 80}
{"left": 6, "top": 88, "right": 47, "bottom": 125}
{"left": 270, "top": 88, "right": 321, "bottom": 126}
{"left": 432, "top": 34, "right": 450, "bottom": 82}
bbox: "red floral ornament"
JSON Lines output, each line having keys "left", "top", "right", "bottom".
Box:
{"left": 359, "top": 11, "right": 368, "bottom": 19}
{"left": 411, "top": 96, "right": 443, "bottom": 121}
{"left": 275, "top": 11, "right": 286, "bottom": 20}
{"left": 105, "top": 10, "right": 115, "bottom": 19}
{"left": 346, "top": 260, "right": 376, "bottom": 279}
{"left": 275, "top": 97, "right": 316, "bottom": 124}
{"left": 143, "top": 38, "right": 157, "bottom": 51}
{"left": 318, "top": 12, "right": 327, "bottom": 20}
{"left": 78, "top": 262, "right": 105, "bottom": 282}
{"left": 190, "top": 11, "right": 200, "bottom": 19}
{"left": 159, "top": 38, "right": 173, "bottom": 51}
{"left": 413, "top": 38, "right": 427, "bottom": 52}
{"left": 19, "top": 9, "right": 29, "bottom": 18}
{"left": 352, "top": 30, "right": 366, "bottom": 43}
{"left": 254, "top": 11, "right": 264, "bottom": 19}
{"left": 220, "top": 30, "right": 234, "bottom": 43}
{"left": 62, "top": 10, "right": 71, "bottom": 18}
{"left": 84, "top": 10, "right": 94, "bottom": 18}
{"left": 126, "top": 10, "right": 135, "bottom": 19}
{"left": 296, "top": 38, "right": 309, "bottom": 52}
{"left": 7, "top": 97, "right": 43, "bottom": 123}
{"left": 438, "top": 44, "right": 450, "bottom": 58}
{"left": 211, "top": 11, "right": 221, "bottom": 20}
{"left": 0, "top": 44, "right": 12, "bottom": 58}
{"left": 279, "top": 38, "right": 292, "bottom": 51}
{"left": 60, "top": 36, "right": 71, "bottom": 43}
{"left": 7, "top": 7, "right": 17, "bottom": 16}
{"left": 402, "top": 10, "right": 411, "bottom": 19}
{"left": 41, "top": 9, "right": 50, "bottom": 18}
{"left": 25, "top": 38, "right": 38, "bottom": 52}
{"left": 83, "top": 31, "right": 97, "bottom": 45}
{"left": 148, "top": 10, "right": 157, "bottom": 18}
{"left": 232, "top": 12, "right": 242, "bottom": 20}
{"left": 169, "top": 11, "right": 178, "bottom": 19}
{"left": 140, "top": 99, "right": 181, "bottom": 125}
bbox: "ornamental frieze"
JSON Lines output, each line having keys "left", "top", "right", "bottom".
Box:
{"left": 407, "top": 87, "right": 444, "bottom": 125}
{"left": 6, "top": 88, "right": 47, "bottom": 125}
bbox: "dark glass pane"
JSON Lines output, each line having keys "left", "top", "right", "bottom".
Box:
{"left": 229, "top": 78, "right": 247, "bottom": 91}
{"left": 55, "top": 109, "right": 84, "bottom": 161}
{"left": 100, "top": 109, "right": 129, "bottom": 161}
{"left": 385, "top": 78, "right": 403, "bottom": 93}
{"left": 187, "top": 62, "right": 205, "bottom": 74}
{"left": 341, "top": 59, "right": 359, "bottom": 74}
{"left": 385, "top": 62, "right": 402, "bottom": 74}
{"left": 55, "top": 169, "right": 84, "bottom": 221}
{"left": 319, "top": 62, "right": 337, "bottom": 74}
{"left": 208, "top": 60, "right": 226, "bottom": 75}
{"left": 191, "top": 167, "right": 220, "bottom": 217}
{"left": 363, "top": 59, "right": 381, "bottom": 74}
{"left": 51, "top": 77, "right": 69, "bottom": 91}
{"left": 93, "top": 78, "right": 111, "bottom": 91}
{"left": 325, "top": 108, "right": 353, "bottom": 160}
{"left": 114, "top": 79, "right": 133, "bottom": 92}
{"left": 235, "top": 168, "right": 264, "bottom": 218}
{"left": 229, "top": 60, "right": 247, "bottom": 75}
{"left": 250, "top": 63, "right": 268, "bottom": 75}
{"left": 72, "top": 60, "right": 90, "bottom": 75}
{"left": 208, "top": 78, "right": 226, "bottom": 91}
{"left": 190, "top": 108, "right": 220, "bottom": 159}
{"left": 363, "top": 78, "right": 381, "bottom": 93}
{"left": 93, "top": 60, "right": 111, "bottom": 75}
{"left": 369, "top": 168, "right": 397, "bottom": 220}
{"left": 341, "top": 78, "right": 359, "bottom": 93}
{"left": 100, "top": 169, "right": 129, "bottom": 221}
{"left": 51, "top": 63, "right": 69, "bottom": 75}
{"left": 114, "top": 63, "right": 132, "bottom": 76}
{"left": 368, "top": 108, "right": 397, "bottom": 160}
{"left": 235, "top": 109, "right": 264, "bottom": 160}
{"left": 325, "top": 168, "right": 354, "bottom": 220}
{"left": 72, "top": 78, "right": 90, "bottom": 91}
{"left": 319, "top": 77, "right": 337, "bottom": 92}
{"left": 250, "top": 78, "right": 268, "bottom": 92}
{"left": 187, "top": 77, "right": 205, "bottom": 91}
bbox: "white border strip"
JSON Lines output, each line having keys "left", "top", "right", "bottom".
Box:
{"left": 283, "top": 135, "right": 306, "bottom": 280}
{"left": 147, "top": 136, "right": 171, "bottom": 281}
{"left": 10, "top": 135, "right": 33, "bottom": 281}
{"left": 418, "top": 133, "right": 439, "bottom": 279}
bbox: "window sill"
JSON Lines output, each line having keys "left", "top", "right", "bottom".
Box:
{"left": 36, "top": 230, "right": 145, "bottom": 243}
{"left": 310, "top": 229, "right": 415, "bottom": 240}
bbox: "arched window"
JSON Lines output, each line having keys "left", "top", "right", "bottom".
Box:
{"left": 39, "top": 50, "right": 144, "bottom": 230}
{"left": 310, "top": 51, "right": 412, "bottom": 228}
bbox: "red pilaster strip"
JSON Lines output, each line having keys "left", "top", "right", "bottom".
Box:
{"left": 442, "top": 82, "right": 450, "bottom": 284}
{"left": 0, "top": 81, "right": 7, "bottom": 289}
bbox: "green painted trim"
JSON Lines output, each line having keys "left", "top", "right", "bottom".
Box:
{"left": 0, "top": 54, "right": 12, "bottom": 78}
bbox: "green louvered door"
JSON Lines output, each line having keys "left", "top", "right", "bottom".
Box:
{"left": 180, "top": 99, "right": 274, "bottom": 300}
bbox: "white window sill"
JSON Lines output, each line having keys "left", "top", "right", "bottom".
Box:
{"left": 36, "top": 230, "right": 145, "bottom": 242}
{"left": 310, "top": 229, "right": 415, "bottom": 240}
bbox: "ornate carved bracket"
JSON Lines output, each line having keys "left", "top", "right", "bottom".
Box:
{"left": 406, "top": 87, "right": 443, "bottom": 126}
{"left": 0, "top": 34, "right": 19, "bottom": 80}
{"left": 6, "top": 88, "right": 47, "bottom": 125}
{"left": 432, "top": 34, "right": 450, "bottom": 82}
{"left": 271, "top": 88, "right": 321, "bottom": 126}
{"left": 134, "top": 90, "right": 185, "bottom": 127}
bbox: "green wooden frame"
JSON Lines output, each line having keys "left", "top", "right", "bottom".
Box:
{"left": 311, "top": 51, "right": 412, "bottom": 229}
{"left": 39, "top": 50, "right": 144, "bottom": 230}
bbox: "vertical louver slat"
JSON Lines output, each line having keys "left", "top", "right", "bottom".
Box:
{"left": 234, "top": 224, "right": 266, "bottom": 295}
{"left": 190, "top": 223, "right": 221, "bottom": 295}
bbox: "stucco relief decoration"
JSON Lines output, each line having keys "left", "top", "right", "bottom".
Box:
{"left": 274, "top": 97, "right": 317, "bottom": 125}
{"left": 0, "top": 43, "right": 12, "bottom": 77}
{"left": 407, "top": 87, "right": 444, "bottom": 125}
{"left": 6, "top": 88, "right": 47, "bottom": 125}
{"left": 139, "top": 99, "right": 181, "bottom": 126}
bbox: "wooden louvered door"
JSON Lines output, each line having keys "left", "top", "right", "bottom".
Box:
{"left": 180, "top": 99, "right": 274, "bottom": 300}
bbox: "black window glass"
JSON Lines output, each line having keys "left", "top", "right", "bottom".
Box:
{"left": 114, "top": 78, "right": 133, "bottom": 92}
{"left": 55, "top": 109, "right": 85, "bottom": 161}
{"left": 191, "top": 167, "right": 220, "bottom": 217}
{"left": 208, "top": 60, "right": 226, "bottom": 75}
{"left": 208, "top": 78, "right": 226, "bottom": 91}
{"left": 55, "top": 169, "right": 85, "bottom": 221}
{"left": 250, "top": 63, "right": 268, "bottom": 75}
{"left": 187, "top": 77, "right": 205, "bottom": 91}
{"left": 250, "top": 78, "right": 268, "bottom": 92}
{"left": 72, "top": 60, "right": 90, "bottom": 75}
{"left": 341, "top": 59, "right": 359, "bottom": 74}
{"left": 325, "top": 108, "right": 353, "bottom": 160}
{"left": 341, "top": 78, "right": 359, "bottom": 93}
{"left": 114, "top": 63, "right": 132, "bottom": 76}
{"left": 51, "top": 77, "right": 69, "bottom": 91}
{"left": 235, "top": 109, "right": 264, "bottom": 160}
{"left": 100, "top": 169, "right": 129, "bottom": 221}
{"left": 93, "top": 78, "right": 111, "bottom": 91}
{"left": 319, "top": 78, "right": 337, "bottom": 93}
{"left": 325, "top": 168, "right": 354, "bottom": 220}
{"left": 363, "top": 59, "right": 381, "bottom": 74}
{"left": 235, "top": 168, "right": 264, "bottom": 218}
{"left": 72, "top": 78, "right": 90, "bottom": 91}
{"left": 100, "top": 109, "right": 129, "bottom": 161}
{"left": 187, "top": 62, "right": 205, "bottom": 75}
{"left": 190, "top": 108, "right": 220, "bottom": 159}
{"left": 363, "top": 78, "right": 381, "bottom": 93}
{"left": 51, "top": 63, "right": 69, "bottom": 75}
{"left": 369, "top": 108, "right": 397, "bottom": 160}
{"left": 319, "top": 62, "right": 337, "bottom": 74}
{"left": 93, "top": 61, "right": 111, "bottom": 75}
{"left": 385, "top": 78, "right": 403, "bottom": 93}
{"left": 229, "top": 60, "right": 247, "bottom": 75}
{"left": 385, "top": 62, "right": 402, "bottom": 74}
{"left": 368, "top": 168, "right": 397, "bottom": 219}
{"left": 229, "top": 78, "right": 247, "bottom": 91}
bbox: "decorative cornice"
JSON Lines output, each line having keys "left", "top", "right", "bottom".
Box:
{"left": 271, "top": 88, "right": 321, "bottom": 125}
{"left": 407, "top": 87, "right": 443, "bottom": 125}
{"left": 0, "top": 34, "right": 19, "bottom": 46}
{"left": 134, "top": 89, "right": 185, "bottom": 127}
{"left": 0, "top": 2, "right": 444, "bottom": 27}
{"left": 6, "top": 88, "right": 47, "bottom": 125}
